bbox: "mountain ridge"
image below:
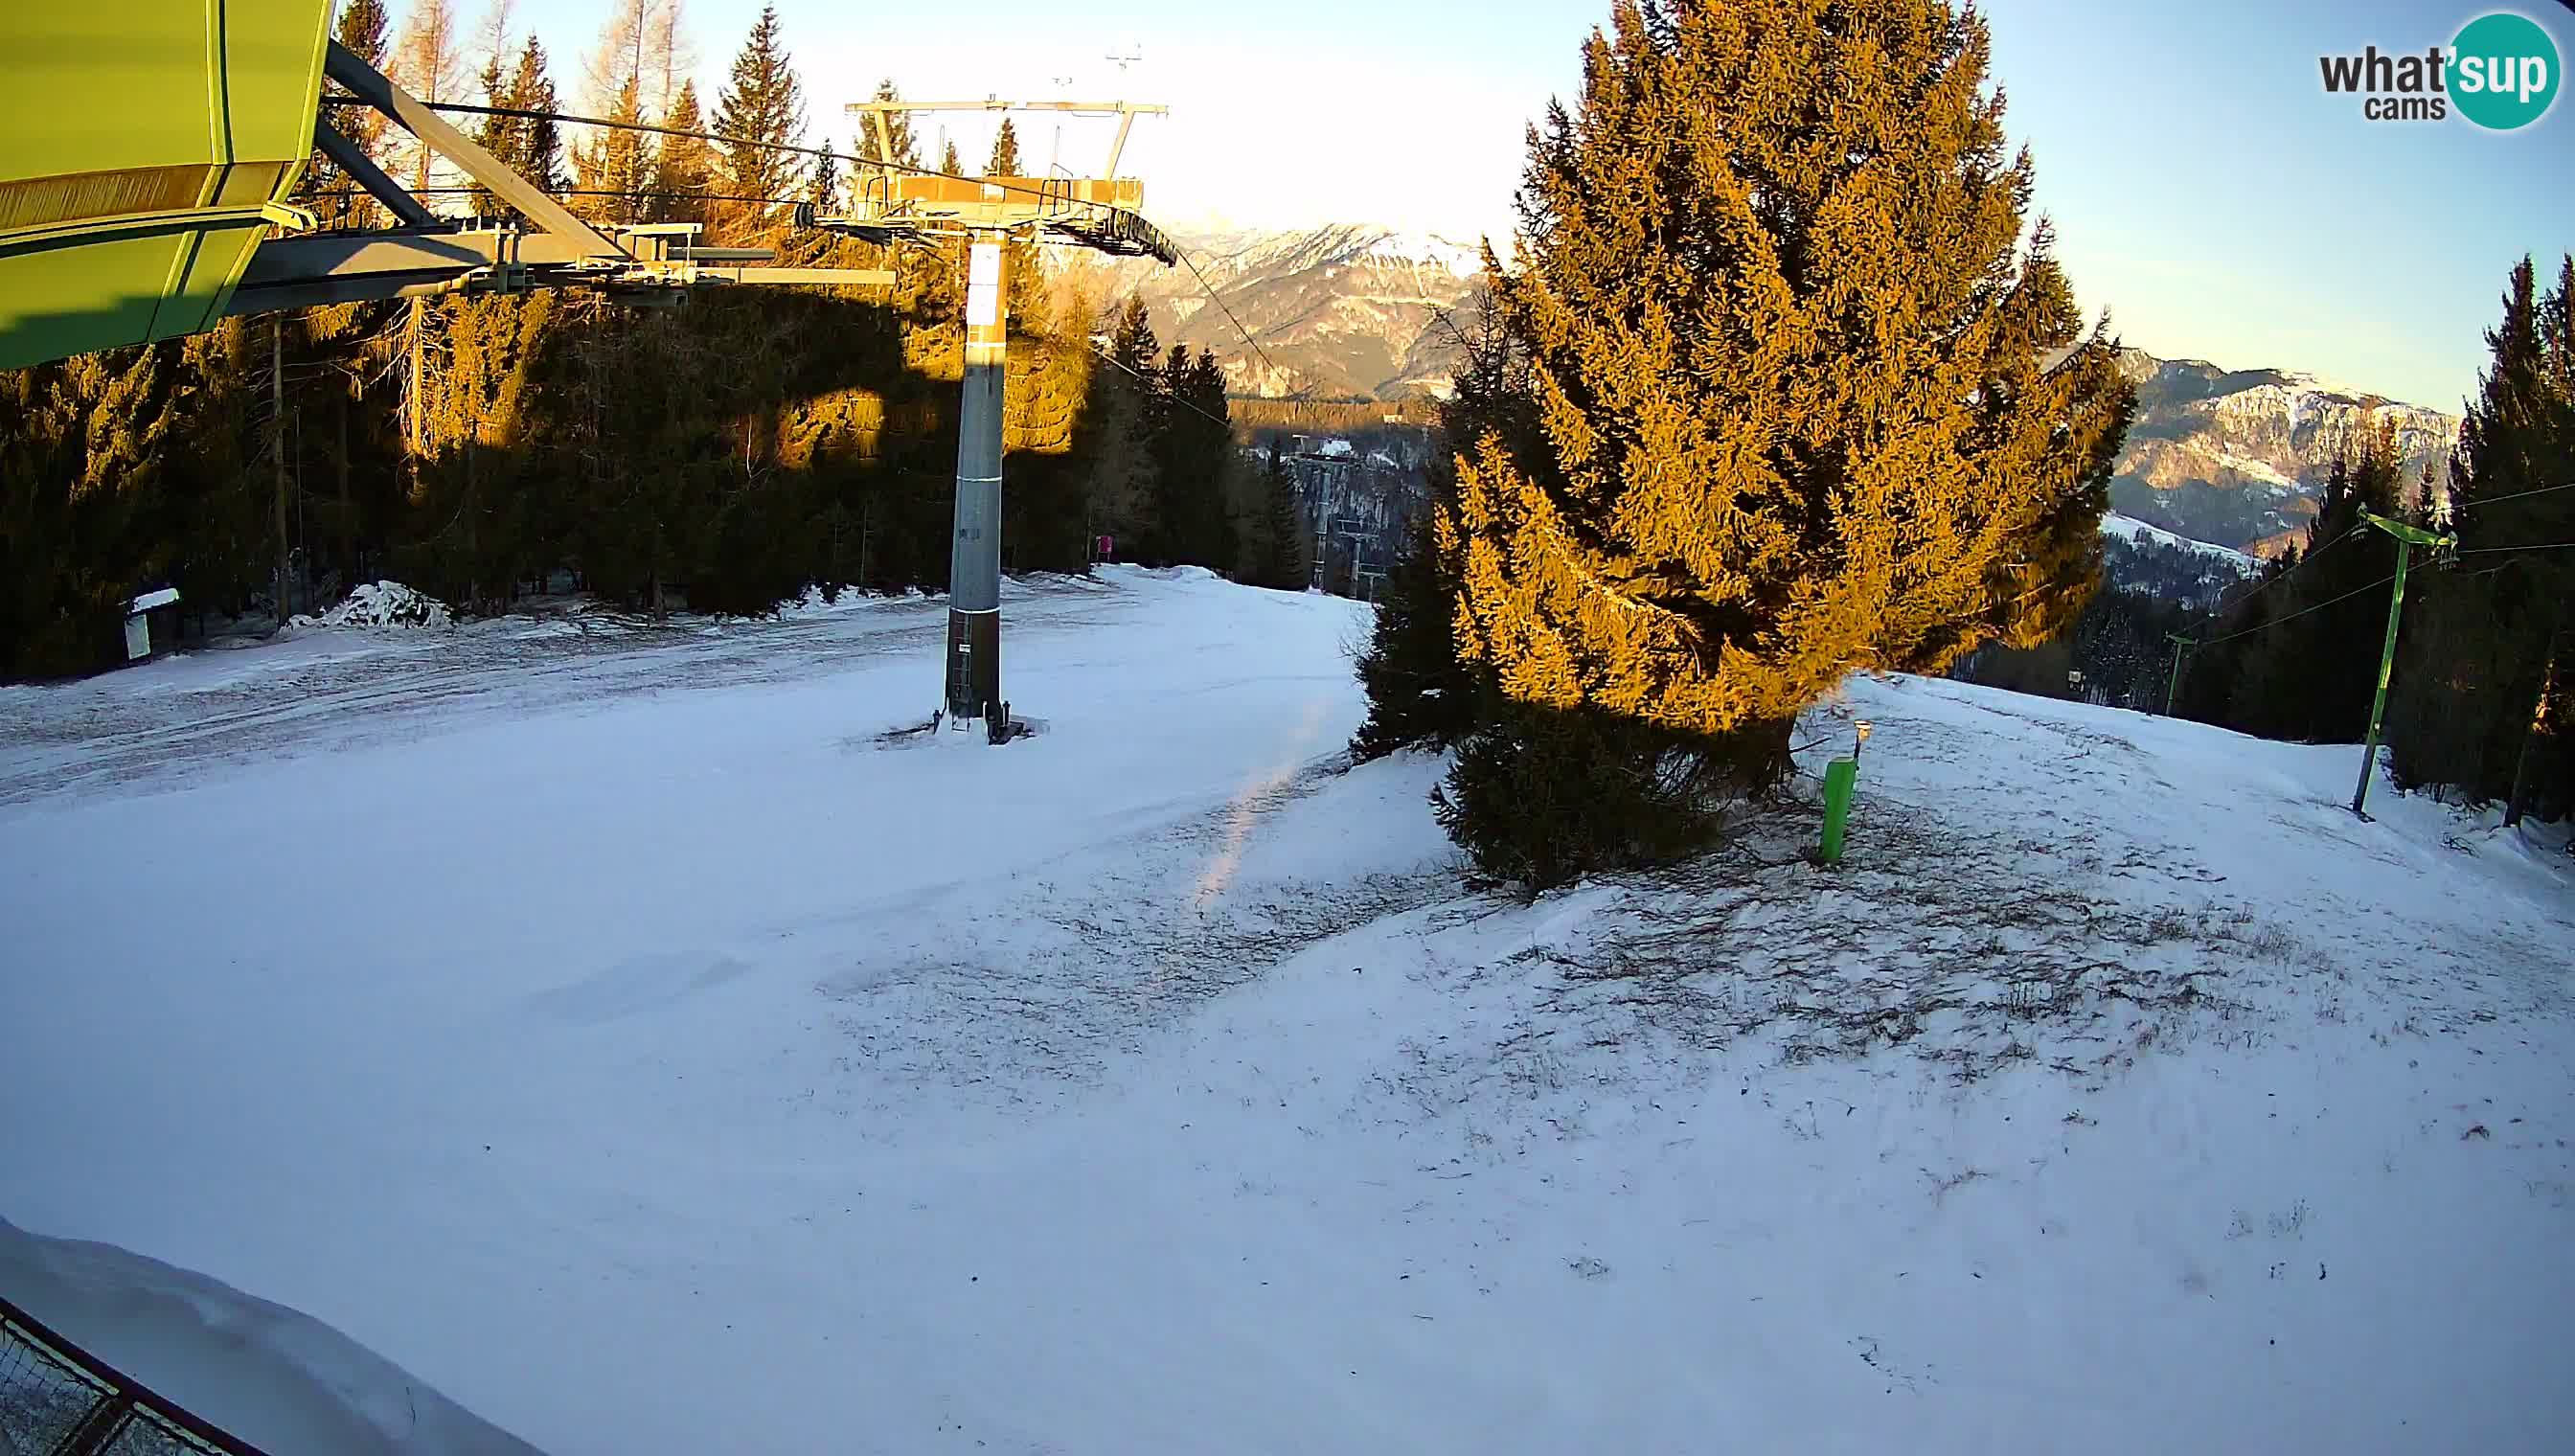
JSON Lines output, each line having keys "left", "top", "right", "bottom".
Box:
{"left": 1092, "top": 223, "right": 2462, "bottom": 553}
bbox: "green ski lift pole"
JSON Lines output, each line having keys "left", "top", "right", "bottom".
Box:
{"left": 2350, "top": 511, "right": 2454, "bottom": 819}
{"left": 2164, "top": 633, "right": 2192, "bottom": 716}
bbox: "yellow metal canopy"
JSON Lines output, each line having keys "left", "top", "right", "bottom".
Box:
{"left": 0, "top": 0, "right": 330, "bottom": 370}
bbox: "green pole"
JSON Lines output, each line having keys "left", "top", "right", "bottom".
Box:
{"left": 2350, "top": 539, "right": 2411, "bottom": 818}
{"left": 2164, "top": 634, "right": 2191, "bottom": 716}
{"left": 1819, "top": 758, "right": 1858, "bottom": 864}
{"left": 2345, "top": 512, "right": 2452, "bottom": 819}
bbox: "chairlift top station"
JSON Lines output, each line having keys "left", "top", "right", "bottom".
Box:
{"left": 1, "top": 0, "right": 1178, "bottom": 731}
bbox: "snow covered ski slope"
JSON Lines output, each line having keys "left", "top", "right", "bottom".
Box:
{"left": 2, "top": 567, "right": 2570, "bottom": 1453}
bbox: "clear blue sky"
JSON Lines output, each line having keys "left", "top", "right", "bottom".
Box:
{"left": 501, "top": 0, "right": 2573, "bottom": 409}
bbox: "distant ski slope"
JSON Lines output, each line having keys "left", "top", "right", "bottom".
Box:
{"left": 2101, "top": 510, "right": 2258, "bottom": 568}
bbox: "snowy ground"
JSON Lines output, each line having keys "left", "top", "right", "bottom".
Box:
{"left": 3, "top": 568, "right": 2571, "bottom": 1454}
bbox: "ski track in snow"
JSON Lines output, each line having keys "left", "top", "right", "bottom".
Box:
{"left": 3, "top": 567, "right": 2571, "bottom": 1454}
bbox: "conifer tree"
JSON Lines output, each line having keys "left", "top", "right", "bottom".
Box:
{"left": 1353, "top": 288, "right": 1525, "bottom": 761}
{"left": 574, "top": 73, "right": 655, "bottom": 224}
{"left": 1244, "top": 442, "right": 1308, "bottom": 589}
{"left": 470, "top": 1, "right": 517, "bottom": 106}
{"left": 2222, "top": 439, "right": 2399, "bottom": 741}
{"left": 986, "top": 119, "right": 1023, "bottom": 177}
{"left": 2389, "top": 254, "right": 2575, "bottom": 820}
{"left": 1415, "top": 0, "right": 2132, "bottom": 885}
{"left": 302, "top": 0, "right": 395, "bottom": 228}
{"left": 641, "top": 0, "right": 692, "bottom": 121}
{"left": 469, "top": 5, "right": 519, "bottom": 218}
{"left": 648, "top": 80, "right": 717, "bottom": 227}
{"left": 582, "top": 0, "right": 688, "bottom": 118}
{"left": 1087, "top": 295, "right": 1164, "bottom": 557}
{"left": 808, "top": 143, "right": 840, "bottom": 215}
{"left": 712, "top": 5, "right": 807, "bottom": 237}
{"left": 855, "top": 80, "right": 923, "bottom": 172}
{"left": 1151, "top": 347, "right": 1237, "bottom": 569}
{"left": 338, "top": 0, "right": 395, "bottom": 88}
{"left": 473, "top": 51, "right": 513, "bottom": 164}
{"left": 940, "top": 138, "right": 964, "bottom": 177}
{"left": 509, "top": 35, "right": 565, "bottom": 195}
{"left": 395, "top": 0, "right": 472, "bottom": 193}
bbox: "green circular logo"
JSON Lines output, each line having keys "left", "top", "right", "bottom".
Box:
{"left": 2451, "top": 11, "right": 2561, "bottom": 129}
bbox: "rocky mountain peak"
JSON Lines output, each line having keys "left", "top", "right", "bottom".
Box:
{"left": 1092, "top": 223, "right": 2462, "bottom": 554}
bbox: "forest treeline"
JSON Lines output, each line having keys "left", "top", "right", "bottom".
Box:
{"left": 1960, "top": 255, "right": 2575, "bottom": 826}
{"left": 0, "top": 0, "right": 1301, "bottom": 679}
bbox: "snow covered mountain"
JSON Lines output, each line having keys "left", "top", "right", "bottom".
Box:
{"left": 1090, "top": 225, "right": 2459, "bottom": 558}
{"left": 2108, "top": 350, "right": 2459, "bottom": 554}
{"left": 1096, "top": 222, "right": 1486, "bottom": 398}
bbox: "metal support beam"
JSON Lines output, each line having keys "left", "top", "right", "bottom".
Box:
{"left": 230, "top": 233, "right": 498, "bottom": 313}
{"left": 695, "top": 266, "right": 896, "bottom": 286}
{"left": 311, "top": 120, "right": 441, "bottom": 229}
{"left": 1105, "top": 110, "right": 1138, "bottom": 178}
{"left": 229, "top": 229, "right": 891, "bottom": 314}
{"left": 2352, "top": 540, "right": 2412, "bottom": 819}
{"left": 2350, "top": 510, "right": 2454, "bottom": 819}
{"left": 324, "top": 39, "right": 627, "bottom": 262}
{"left": 846, "top": 99, "right": 1167, "bottom": 116}
{"left": 945, "top": 235, "right": 1007, "bottom": 722}
{"left": 843, "top": 99, "right": 1165, "bottom": 193}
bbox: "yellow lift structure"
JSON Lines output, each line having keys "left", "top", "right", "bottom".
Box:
{"left": 0, "top": 1, "right": 890, "bottom": 372}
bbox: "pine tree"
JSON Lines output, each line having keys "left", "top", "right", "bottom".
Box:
{"left": 302, "top": 0, "right": 395, "bottom": 228}
{"left": 468, "top": 4, "right": 519, "bottom": 219}
{"left": 509, "top": 35, "right": 565, "bottom": 195}
{"left": 939, "top": 138, "right": 964, "bottom": 177}
{"left": 1243, "top": 442, "right": 1308, "bottom": 589}
{"left": 641, "top": 0, "right": 691, "bottom": 121}
{"left": 711, "top": 5, "right": 806, "bottom": 238}
{"left": 648, "top": 80, "right": 716, "bottom": 227}
{"left": 808, "top": 143, "right": 839, "bottom": 215}
{"left": 855, "top": 80, "right": 923, "bottom": 172}
{"left": 474, "top": 49, "right": 512, "bottom": 163}
{"left": 395, "top": 0, "right": 472, "bottom": 193}
{"left": 1087, "top": 295, "right": 1164, "bottom": 557}
{"left": 986, "top": 118, "right": 1023, "bottom": 177}
{"left": 581, "top": 0, "right": 687, "bottom": 117}
{"left": 573, "top": 73, "right": 654, "bottom": 224}
{"left": 1352, "top": 287, "right": 1519, "bottom": 761}
{"left": 2389, "top": 254, "right": 2575, "bottom": 821}
{"left": 1419, "top": 0, "right": 2132, "bottom": 885}
{"left": 2225, "top": 437, "right": 2403, "bottom": 741}
{"left": 1150, "top": 346, "right": 1237, "bottom": 570}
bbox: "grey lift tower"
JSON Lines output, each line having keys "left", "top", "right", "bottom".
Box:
{"left": 815, "top": 98, "right": 1174, "bottom": 738}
